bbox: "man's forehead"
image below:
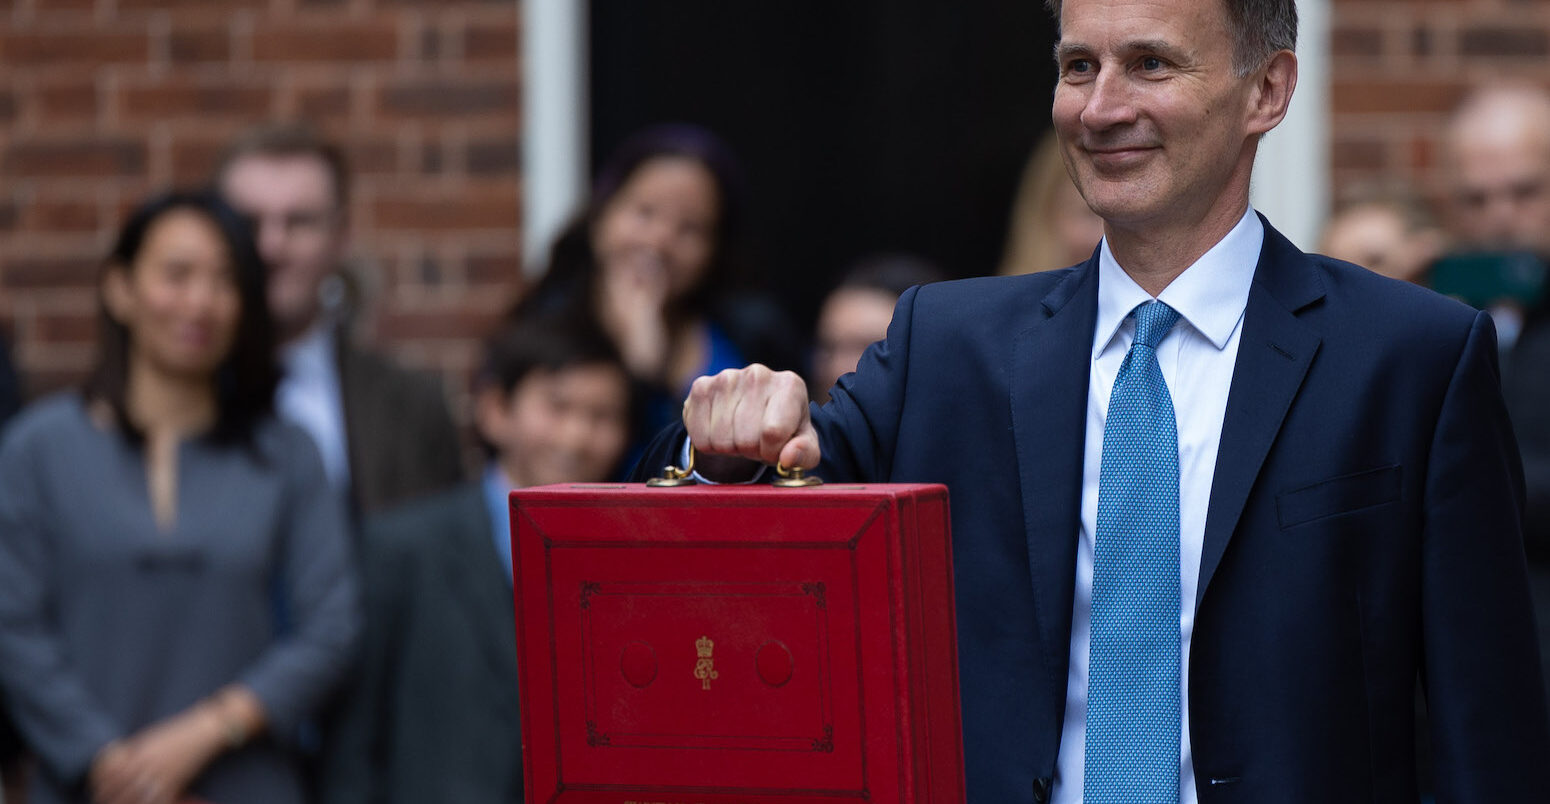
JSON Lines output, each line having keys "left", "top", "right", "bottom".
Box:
{"left": 221, "top": 153, "right": 337, "bottom": 203}
{"left": 1056, "top": 0, "right": 1225, "bottom": 39}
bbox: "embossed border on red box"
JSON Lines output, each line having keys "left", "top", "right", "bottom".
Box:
{"left": 511, "top": 483, "right": 963, "bottom": 804}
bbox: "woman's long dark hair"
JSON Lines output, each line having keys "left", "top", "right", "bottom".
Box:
{"left": 514, "top": 124, "right": 752, "bottom": 325}
{"left": 83, "top": 190, "right": 280, "bottom": 447}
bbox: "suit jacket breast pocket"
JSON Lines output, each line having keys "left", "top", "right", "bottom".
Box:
{"left": 1276, "top": 464, "right": 1403, "bottom": 530}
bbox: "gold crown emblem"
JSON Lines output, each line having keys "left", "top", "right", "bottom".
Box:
{"left": 696, "top": 635, "right": 714, "bottom": 658}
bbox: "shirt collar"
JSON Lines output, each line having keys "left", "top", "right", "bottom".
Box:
{"left": 1093, "top": 207, "right": 1262, "bottom": 359}
{"left": 280, "top": 320, "right": 336, "bottom": 375}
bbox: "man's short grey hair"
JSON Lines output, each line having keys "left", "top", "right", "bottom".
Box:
{"left": 1045, "top": 0, "right": 1297, "bottom": 77}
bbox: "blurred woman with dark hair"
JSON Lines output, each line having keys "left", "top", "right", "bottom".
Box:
{"left": 0, "top": 191, "right": 360, "bottom": 804}
{"left": 515, "top": 125, "right": 798, "bottom": 456}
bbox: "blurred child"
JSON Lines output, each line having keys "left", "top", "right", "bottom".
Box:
{"left": 321, "top": 317, "right": 631, "bottom": 804}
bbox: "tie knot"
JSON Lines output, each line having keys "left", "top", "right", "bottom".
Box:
{"left": 1132, "top": 300, "right": 1181, "bottom": 350}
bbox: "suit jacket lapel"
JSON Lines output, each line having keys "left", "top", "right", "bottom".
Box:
{"left": 1011, "top": 263, "right": 1098, "bottom": 676}
{"left": 1197, "top": 219, "right": 1325, "bottom": 608}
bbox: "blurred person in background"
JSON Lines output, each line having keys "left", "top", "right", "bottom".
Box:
{"left": 0, "top": 191, "right": 359, "bottom": 804}
{"left": 215, "top": 124, "right": 463, "bottom": 520}
{"left": 1318, "top": 189, "right": 1444, "bottom": 285}
{"left": 998, "top": 130, "right": 1106, "bottom": 276}
{"left": 321, "top": 316, "right": 632, "bottom": 804}
{"left": 810, "top": 254, "right": 945, "bottom": 403}
{"left": 513, "top": 124, "right": 798, "bottom": 464}
{"left": 1445, "top": 83, "right": 1550, "bottom": 709}
{"left": 0, "top": 335, "right": 23, "bottom": 801}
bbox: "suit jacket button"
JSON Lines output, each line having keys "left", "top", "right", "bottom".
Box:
{"left": 1033, "top": 777, "right": 1051, "bottom": 803}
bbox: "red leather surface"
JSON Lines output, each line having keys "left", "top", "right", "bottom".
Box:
{"left": 511, "top": 483, "right": 965, "bottom": 804}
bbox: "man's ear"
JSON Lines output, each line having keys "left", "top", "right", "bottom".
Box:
{"left": 101, "top": 264, "right": 134, "bottom": 325}
{"left": 1246, "top": 49, "right": 1298, "bottom": 137}
{"left": 473, "top": 383, "right": 511, "bottom": 447}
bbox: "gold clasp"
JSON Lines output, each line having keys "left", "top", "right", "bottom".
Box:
{"left": 773, "top": 462, "right": 822, "bottom": 488}
{"left": 646, "top": 445, "right": 698, "bottom": 487}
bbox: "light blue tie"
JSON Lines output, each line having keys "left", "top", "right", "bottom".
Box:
{"left": 1085, "top": 300, "right": 1182, "bottom": 804}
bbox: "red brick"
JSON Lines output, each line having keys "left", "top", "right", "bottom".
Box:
{"left": 345, "top": 139, "right": 400, "bottom": 175}
{"left": 466, "top": 252, "right": 523, "bottom": 285}
{"left": 170, "top": 139, "right": 228, "bottom": 187}
{"left": 296, "top": 86, "right": 352, "bottom": 124}
{"left": 0, "top": 31, "right": 149, "bottom": 68}
{"left": 35, "top": 81, "right": 99, "bottom": 123}
{"left": 28, "top": 198, "right": 101, "bottom": 232}
{"left": 1459, "top": 27, "right": 1548, "bottom": 58}
{"left": 1332, "top": 27, "right": 1382, "bottom": 59}
{"left": 32, "top": 311, "right": 97, "bottom": 343}
{"left": 169, "top": 25, "right": 232, "bottom": 64}
{"left": 1331, "top": 138, "right": 1389, "bottom": 172}
{"left": 251, "top": 25, "right": 400, "bottom": 63}
{"left": 118, "top": 80, "right": 272, "bottom": 124}
{"left": 117, "top": 0, "right": 266, "bottom": 9}
{"left": 4, "top": 140, "right": 147, "bottom": 179}
{"left": 3, "top": 257, "right": 100, "bottom": 289}
{"left": 376, "top": 308, "right": 500, "bottom": 341}
{"left": 373, "top": 184, "right": 520, "bottom": 230}
{"left": 1332, "top": 80, "right": 1466, "bottom": 115}
{"left": 467, "top": 139, "right": 519, "bottom": 174}
{"left": 464, "top": 20, "right": 519, "bottom": 61}
{"left": 377, "top": 79, "right": 519, "bottom": 118}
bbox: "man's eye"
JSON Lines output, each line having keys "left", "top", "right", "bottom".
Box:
{"left": 1141, "top": 56, "right": 1163, "bottom": 71}
{"left": 1066, "top": 59, "right": 1093, "bottom": 75}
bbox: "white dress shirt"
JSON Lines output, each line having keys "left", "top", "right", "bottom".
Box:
{"left": 277, "top": 322, "right": 352, "bottom": 491}
{"left": 1053, "top": 208, "right": 1262, "bottom": 804}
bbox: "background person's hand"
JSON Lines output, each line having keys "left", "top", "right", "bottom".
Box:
{"left": 598, "top": 252, "right": 672, "bottom": 381}
{"left": 89, "top": 701, "right": 233, "bottom": 804}
{"left": 684, "top": 364, "right": 819, "bottom": 474}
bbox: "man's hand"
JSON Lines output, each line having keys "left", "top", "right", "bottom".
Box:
{"left": 684, "top": 364, "right": 820, "bottom": 473}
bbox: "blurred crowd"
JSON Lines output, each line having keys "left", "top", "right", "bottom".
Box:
{"left": 1, "top": 76, "right": 1550, "bottom": 803}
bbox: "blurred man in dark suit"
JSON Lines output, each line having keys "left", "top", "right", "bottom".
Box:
{"left": 216, "top": 124, "right": 463, "bottom": 519}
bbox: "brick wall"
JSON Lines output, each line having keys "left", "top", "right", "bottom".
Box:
{"left": 1331, "top": 0, "right": 1550, "bottom": 212}
{"left": 6, "top": 1, "right": 1548, "bottom": 405}
{"left": 0, "top": 0, "right": 522, "bottom": 407}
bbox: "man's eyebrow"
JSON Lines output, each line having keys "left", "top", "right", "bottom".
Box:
{"left": 1052, "top": 38, "right": 1191, "bottom": 63}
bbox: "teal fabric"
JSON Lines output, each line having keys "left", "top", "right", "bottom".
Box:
{"left": 1086, "top": 301, "right": 1182, "bottom": 803}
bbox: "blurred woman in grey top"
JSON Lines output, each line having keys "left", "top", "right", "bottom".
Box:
{"left": 0, "top": 191, "right": 361, "bottom": 804}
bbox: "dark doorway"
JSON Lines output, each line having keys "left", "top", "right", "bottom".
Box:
{"left": 591, "top": 0, "right": 1059, "bottom": 330}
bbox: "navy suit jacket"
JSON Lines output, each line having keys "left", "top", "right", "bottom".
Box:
{"left": 636, "top": 219, "right": 1550, "bottom": 803}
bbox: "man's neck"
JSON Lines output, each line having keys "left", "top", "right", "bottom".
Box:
{"left": 1103, "top": 189, "right": 1253, "bottom": 297}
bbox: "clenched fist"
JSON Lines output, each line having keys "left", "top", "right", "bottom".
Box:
{"left": 684, "top": 364, "right": 821, "bottom": 474}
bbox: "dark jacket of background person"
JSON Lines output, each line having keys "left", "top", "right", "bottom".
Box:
{"left": 320, "top": 484, "right": 521, "bottom": 804}
{"left": 1502, "top": 303, "right": 1550, "bottom": 708}
{"left": 333, "top": 330, "right": 465, "bottom": 517}
{"left": 634, "top": 220, "right": 1550, "bottom": 802}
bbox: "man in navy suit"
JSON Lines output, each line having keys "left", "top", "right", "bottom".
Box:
{"left": 645, "top": 0, "right": 1550, "bottom": 800}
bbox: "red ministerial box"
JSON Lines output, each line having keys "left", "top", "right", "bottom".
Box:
{"left": 510, "top": 483, "right": 965, "bottom": 804}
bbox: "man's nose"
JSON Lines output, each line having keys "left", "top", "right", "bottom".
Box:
{"left": 1081, "top": 70, "right": 1138, "bottom": 130}
{"left": 255, "top": 218, "right": 288, "bottom": 264}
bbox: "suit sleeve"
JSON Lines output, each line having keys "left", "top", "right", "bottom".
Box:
{"left": 626, "top": 286, "right": 922, "bottom": 486}
{"left": 1422, "top": 310, "right": 1550, "bottom": 802}
{"left": 0, "top": 432, "right": 120, "bottom": 785}
{"left": 808, "top": 284, "right": 920, "bottom": 483}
